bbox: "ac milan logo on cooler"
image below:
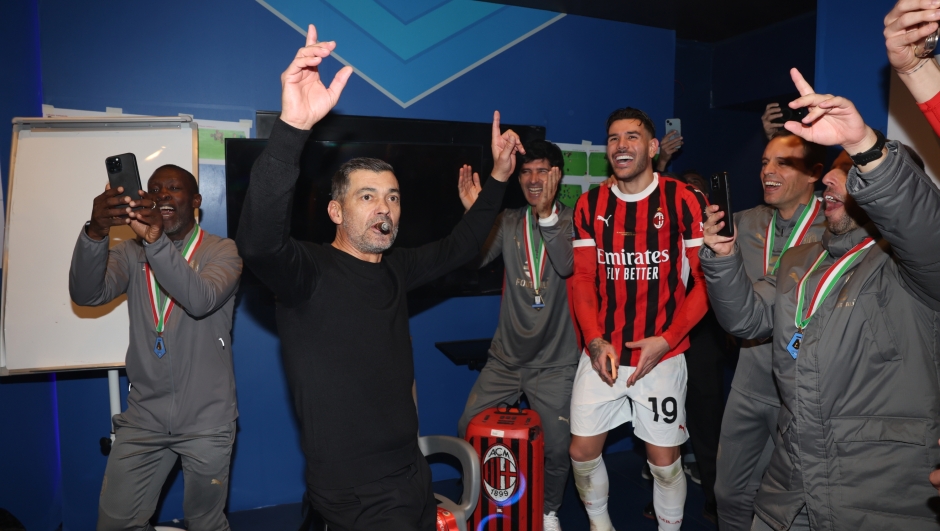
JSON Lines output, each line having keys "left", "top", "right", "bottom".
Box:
{"left": 653, "top": 210, "right": 665, "bottom": 229}
{"left": 482, "top": 444, "right": 518, "bottom": 502}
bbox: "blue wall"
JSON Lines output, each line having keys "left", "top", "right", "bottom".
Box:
{"left": 2, "top": 1, "right": 675, "bottom": 529}
{"left": 671, "top": 13, "right": 818, "bottom": 213}
{"left": 815, "top": 0, "right": 894, "bottom": 133}
{"left": 0, "top": 3, "right": 62, "bottom": 531}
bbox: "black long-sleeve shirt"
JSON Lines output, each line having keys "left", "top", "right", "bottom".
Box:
{"left": 236, "top": 119, "right": 507, "bottom": 489}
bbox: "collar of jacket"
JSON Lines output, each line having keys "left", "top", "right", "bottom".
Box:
{"left": 822, "top": 222, "right": 880, "bottom": 257}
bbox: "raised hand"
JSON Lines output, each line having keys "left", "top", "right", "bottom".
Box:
{"left": 589, "top": 337, "right": 619, "bottom": 386}
{"left": 126, "top": 191, "right": 164, "bottom": 244}
{"left": 280, "top": 24, "right": 355, "bottom": 130}
{"left": 87, "top": 184, "right": 134, "bottom": 241}
{"left": 703, "top": 204, "right": 736, "bottom": 256}
{"left": 762, "top": 103, "right": 784, "bottom": 140}
{"left": 884, "top": 0, "right": 940, "bottom": 72}
{"left": 624, "top": 336, "right": 670, "bottom": 387}
{"left": 783, "top": 68, "right": 869, "bottom": 151}
{"left": 457, "top": 164, "right": 482, "bottom": 212}
{"left": 535, "top": 167, "right": 562, "bottom": 218}
{"left": 655, "top": 130, "right": 683, "bottom": 172}
{"left": 490, "top": 110, "right": 525, "bottom": 182}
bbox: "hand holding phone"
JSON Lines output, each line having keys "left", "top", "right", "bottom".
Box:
{"left": 710, "top": 172, "right": 734, "bottom": 238}
{"left": 769, "top": 104, "right": 808, "bottom": 125}
{"left": 665, "top": 118, "right": 681, "bottom": 138}
{"left": 105, "top": 153, "right": 143, "bottom": 204}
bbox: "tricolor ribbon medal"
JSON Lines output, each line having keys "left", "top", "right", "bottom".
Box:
{"left": 764, "top": 197, "right": 822, "bottom": 276}
{"left": 145, "top": 225, "right": 204, "bottom": 358}
{"left": 788, "top": 237, "right": 874, "bottom": 359}
{"left": 523, "top": 206, "right": 550, "bottom": 310}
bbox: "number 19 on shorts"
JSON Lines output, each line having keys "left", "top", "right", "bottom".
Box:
{"left": 649, "top": 397, "right": 678, "bottom": 423}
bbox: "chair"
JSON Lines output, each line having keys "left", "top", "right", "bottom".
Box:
{"left": 418, "top": 435, "right": 481, "bottom": 531}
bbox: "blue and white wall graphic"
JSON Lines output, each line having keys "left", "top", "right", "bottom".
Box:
{"left": 258, "top": 0, "right": 565, "bottom": 107}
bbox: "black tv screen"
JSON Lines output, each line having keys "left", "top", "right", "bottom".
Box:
{"left": 226, "top": 113, "right": 544, "bottom": 299}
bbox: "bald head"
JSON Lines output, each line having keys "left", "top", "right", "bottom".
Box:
{"left": 148, "top": 164, "right": 198, "bottom": 195}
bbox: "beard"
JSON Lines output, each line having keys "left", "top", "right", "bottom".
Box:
{"left": 611, "top": 153, "right": 650, "bottom": 183}
{"left": 163, "top": 213, "right": 191, "bottom": 236}
{"left": 828, "top": 197, "right": 869, "bottom": 235}
{"left": 343, "top": 218, "right": 397, "bottom": 254}
{"left": 828, "top": 213, "right": 859, "bottom": 235}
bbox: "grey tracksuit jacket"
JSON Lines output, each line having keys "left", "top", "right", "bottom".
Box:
{"left": 70, "top": 226, "right": 242, "bottom": 434}
{"left": 482, "top": 205, "right": 579, "bottom": 368}
{"left": 732, "top": 201, "right": 827, "bottom": 405}
{"left": 701, "top": 141, "right": 940, "bottom": 530}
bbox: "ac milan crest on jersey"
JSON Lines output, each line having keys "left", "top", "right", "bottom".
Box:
{"left": 483, "top": 444, "right": 519, "bottom": 503}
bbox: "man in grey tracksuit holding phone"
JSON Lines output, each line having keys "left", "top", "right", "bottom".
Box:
{"left": 70, "top": 165, "right": 242, "bottom": 531}
{"left": 713, "top": 129, "right": 827, "bottom": 530}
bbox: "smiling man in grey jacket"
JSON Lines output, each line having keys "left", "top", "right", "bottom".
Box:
{"left": 700, "top": 68, "right": 940, "bottom": 531}
{"left": 70, "top": 165, "right": 242, "bottom": 531}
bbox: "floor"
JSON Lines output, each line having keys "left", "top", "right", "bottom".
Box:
{"left": 161, "top": 449, "right": 718, "bottom": 531}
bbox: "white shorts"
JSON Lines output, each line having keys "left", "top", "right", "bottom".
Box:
{"left": 570, "top": 353, "right": 689, "bottom": 448}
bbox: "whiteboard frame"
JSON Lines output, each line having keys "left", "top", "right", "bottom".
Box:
{"left": 1, "top": 116, "right": 198, "bottom": 375}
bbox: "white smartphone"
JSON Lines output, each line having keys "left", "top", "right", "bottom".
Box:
{"left": 665, "top": 118, "right": 681, "bottom": 139}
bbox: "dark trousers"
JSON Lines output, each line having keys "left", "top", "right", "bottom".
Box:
{"left": 684, "top": 310, "right": 726, "bottom": 508}
{"left": 303, "top": 449, "right": 437, "bottom": 531}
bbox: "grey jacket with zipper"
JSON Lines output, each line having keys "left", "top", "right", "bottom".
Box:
{"left": 700, "top": 141, "right": 940, "bottom": 530}
{"left": 70, "top": 225, "right": 242, "bottom": 434}
{"left": 732, "top": 201, "right": 827, "bottom": 405}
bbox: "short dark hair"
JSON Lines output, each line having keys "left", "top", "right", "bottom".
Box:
{"left": 332, "top": 157, "right": 395, "bottom": 201}
{"left": 606, "top": 107, "right": 656, "bottom": 139}
{"left": 151, "top": 164, "right": 198, "bottom": 193}
{"left": 770, "top": 129, "right": 826, "bottom": 172}
{"left": 520, "top": 140, "right": 564, "bottom": 170}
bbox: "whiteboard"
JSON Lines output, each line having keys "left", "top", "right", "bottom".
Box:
{"left": 1, "top": 117, "right": 197, "bottom": 374}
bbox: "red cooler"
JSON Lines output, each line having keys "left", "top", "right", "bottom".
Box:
{"left": 465, "top": 406, "right": 544, "bottom": 531}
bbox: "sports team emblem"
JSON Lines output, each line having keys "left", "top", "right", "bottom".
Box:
{"left": 653, "top": 210, "right": 665, "bottom": 230}
{"left": 482, "top": 444, "right": 518, "bottom": 502}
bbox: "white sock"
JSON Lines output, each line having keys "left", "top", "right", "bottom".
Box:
{"left": 572, "top": 456, "right": 615, "bottom": 531}
{"left": 649, "top": 458, "right": 686, "bottom": 531}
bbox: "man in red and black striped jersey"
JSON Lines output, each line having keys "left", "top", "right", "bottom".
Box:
{"left": 568, "top": 107, "right": 709, "bottom": 531}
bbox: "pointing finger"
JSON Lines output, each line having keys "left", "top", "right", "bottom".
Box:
{"left": 790, "top": 68, "right": 815, "bottom": 97}
{"left": 306, "top": 23, "right": 317, "bottom": 47}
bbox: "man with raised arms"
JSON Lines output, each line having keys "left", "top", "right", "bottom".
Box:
{"left": 235, "top": 23, "right": 522, "bottom": 531}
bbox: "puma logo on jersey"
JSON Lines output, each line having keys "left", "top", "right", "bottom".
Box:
{"left": 597, "top": 215, "right": 612, "bottom": 227}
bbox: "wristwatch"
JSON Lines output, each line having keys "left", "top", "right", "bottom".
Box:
{"left": 849, "top": 129, "right": 886, "bottom": 167}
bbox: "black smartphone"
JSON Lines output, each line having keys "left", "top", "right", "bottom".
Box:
{"left": 710, "top": 172, "right": 734, "bottom": 238}
{"left": 105, "top": 153, "right": 143, "bottom": 204}
{"left": 770, "top": 103, "right": 809, "bottom": 125}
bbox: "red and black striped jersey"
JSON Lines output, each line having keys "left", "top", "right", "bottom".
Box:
{"left": 571, "top": 173, "right": 709, "bottom": 366}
